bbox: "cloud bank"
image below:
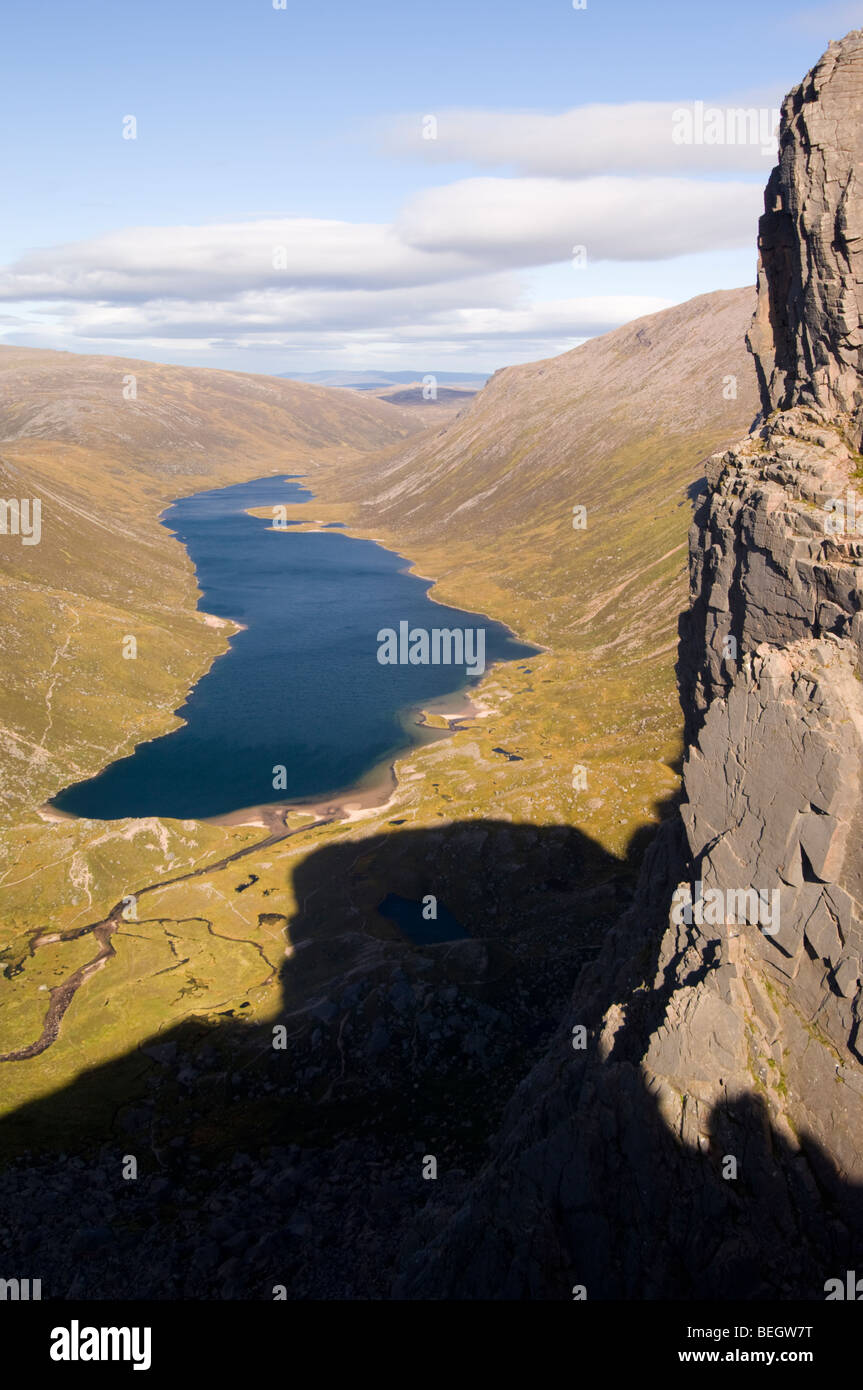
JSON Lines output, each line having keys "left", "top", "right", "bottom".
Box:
{"left": 0, "top": 98, "right": 768, "bottom": 366}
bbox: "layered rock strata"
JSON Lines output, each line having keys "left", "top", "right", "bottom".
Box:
{"left": 748, "top": 30, "right": 863, "bottom": 437}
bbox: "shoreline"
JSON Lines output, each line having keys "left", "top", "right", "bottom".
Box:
{"left": 199, "top": 686, "right": 488, "bottom": 831}
{"left": 258, "top": 511, "right": 550, "bottom": 654}
{"left": 37, "top": 666, "right": 499, "bottom": 836}
{"left": 43, "top": 475, "right": 542, "bottom": 834}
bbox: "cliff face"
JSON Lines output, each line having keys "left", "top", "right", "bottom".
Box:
{"left": 671, "top": 26, "right": 863, "bottom": 1179}
{"left": 748, "top": 31, "right": 863, "bottom": 438}
{"left": 401, "top": 32, "right": 863, "bottom": 1299}
{"left": 677, "top": 408, "right": 863, "bottom": 1126}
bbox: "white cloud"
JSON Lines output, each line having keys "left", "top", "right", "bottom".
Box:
{"left": 0, "top": 175, "right": 759, "bottom": 321}
{"left": 0, "top": 158, "right": 759, "bottom": 364}
{"left": 0, "top": 220, "right": 481, "bottom": 300}
{"left": 0, "top": 290, "right": 680, "bottom": 372}
{"left": 40, "top": 281, "right": 670, "bottom": 347}
{"left": 398, "top": 176, "right": 761, "bottom": 265}
{"left": 385, "top": 101, "right": 783, "bottom": 176}
{"left": 419, "top": 295, "right": 672, "bottom": 341}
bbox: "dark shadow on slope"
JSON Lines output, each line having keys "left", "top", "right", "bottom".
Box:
{"left": 396, "top": 817, "right": 863, "bottom": 1300}
{"left": 0, "top": 809, "right": 859, "bottom": 1300}
{"left": 0, "top": 815, "right": 637, "bottom": 1296}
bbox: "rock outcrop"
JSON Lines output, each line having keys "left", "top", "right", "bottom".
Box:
{"left": 748, "top": 31, "right": 863, "bottom": 439}
{"left": 400, "top": 31, "right": 863, "bottom": 1299}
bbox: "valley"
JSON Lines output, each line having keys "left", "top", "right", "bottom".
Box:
{"left": 0, "top": 288, "right": 759, "bottom": 1170}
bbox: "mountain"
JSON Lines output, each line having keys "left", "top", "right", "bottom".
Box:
{"left": 398, "top": 28, "right": 863, "bottom": 1300}
{"left": 0, "top": 347, "right": 423, "bottom": 816}
{"left": 307, "top": 285, "right": 760, "bottom": 848}
{"left": 366, "top": 381, "right": 479, "bottom": 412}
{"left": 309, "top": 289, "right": 759, "bottom": 658}
{"left": 278, "top": 369, "right": 487, "bottom": 424}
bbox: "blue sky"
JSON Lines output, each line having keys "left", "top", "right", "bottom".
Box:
{"left": 1, "top": 0, "right": 860, "bottom": 373}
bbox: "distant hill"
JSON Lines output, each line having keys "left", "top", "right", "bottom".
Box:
{"left": 278, "top": 368, "right": 489, "bottom": 391}
{"left": 374, "top": 384, "right": 478, "bottom": 407}
{"left": 0, "top": 346, "right": 424, "bottom": 816}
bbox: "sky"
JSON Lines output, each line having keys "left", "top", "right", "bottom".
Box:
{"left": 0, "top": 0, "right": 861, "bottom": 375}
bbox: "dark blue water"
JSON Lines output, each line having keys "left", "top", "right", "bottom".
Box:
{"left": 52, "top": 476, "right": 536, "bottom": 821}
{"left": 378, "top": 893, "right": 469, "bottom": 945}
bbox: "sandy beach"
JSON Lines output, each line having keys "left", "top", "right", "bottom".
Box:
{"left": 201, "top": 687, "right": 488, "bottom": 831}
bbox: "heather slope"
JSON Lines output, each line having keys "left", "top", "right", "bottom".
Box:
{"left": 0, "top": 347, "right": 421, "bottom": 815}
{"left": 291, "top": 287, "right": 761, "bottom": 859}
{"left": 310, "top": 287, "right": 759, "bottom": 654}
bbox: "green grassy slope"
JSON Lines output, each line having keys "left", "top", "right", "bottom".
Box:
{"left": 0, "top": 292, "right": 760, "bottom": 1144}
{"left": 0, "top": 348, "right": 422, "bottom": 814}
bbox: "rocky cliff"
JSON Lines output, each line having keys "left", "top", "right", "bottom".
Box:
{"left": 400, "top": 31, "right": 863, "bottom": 1299}
{"left": 748, "top": 31, "right": 863, "bottom": 437}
